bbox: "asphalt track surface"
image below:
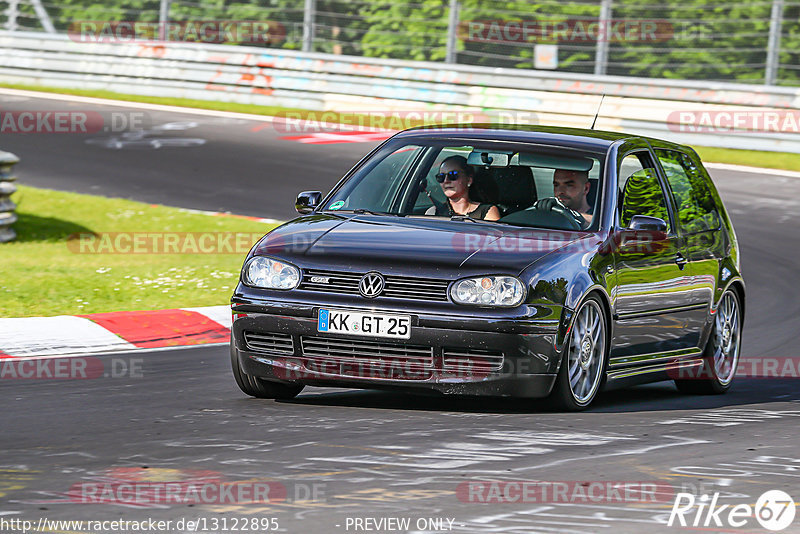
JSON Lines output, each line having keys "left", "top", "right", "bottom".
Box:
{"left": 2, "top": 92, "right": 800, "bottom": 533}
{"left": 0, "top": 91, "right": 371, "bottom": 220}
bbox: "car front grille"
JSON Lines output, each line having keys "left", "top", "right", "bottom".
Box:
{"left": 442, "top": 347, "right": 505, "bottom": 372}
{"left": 298, "top": 269, "right": 450, "bottom": 302}
{"left": 300, "top": 335, "right": 434, "bottom": 380}
{"left": 243, "top": 332, "right": 505, "bottom": 380}
{"left": 243, "top": 331, "right": 294, "bottom": 355}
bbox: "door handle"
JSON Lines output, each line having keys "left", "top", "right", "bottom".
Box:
{"left": 675, "top": 253, "right": 688, "bottom": 270}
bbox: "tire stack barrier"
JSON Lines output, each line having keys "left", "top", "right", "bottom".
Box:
{"left": 0, "top": 151, "right": 20, "bottom": 243}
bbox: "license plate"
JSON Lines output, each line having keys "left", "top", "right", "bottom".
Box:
{"left": 317, "top": 308, "right": 411, "bottom": 339}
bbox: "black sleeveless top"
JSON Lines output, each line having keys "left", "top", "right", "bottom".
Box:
{"left": 437, "top": 202, "right": 495, "bottom": 219}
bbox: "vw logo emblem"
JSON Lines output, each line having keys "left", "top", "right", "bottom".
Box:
{"left": 359, "top": 272, "right": 385, "bottom": 298}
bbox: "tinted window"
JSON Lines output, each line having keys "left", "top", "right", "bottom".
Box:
{"left": 656, "top": 149, "right": 720, "bottom": 234}
{"left": 618, "top": 153, "right": 671, "bottom": 232}
{"left": 326, "top": 145, "right": 424, "bottom": 212}
{"left": 322, "top": 139, "right": 604, "bottom": 230}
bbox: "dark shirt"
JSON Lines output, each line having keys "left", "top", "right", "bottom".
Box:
{"left": 435, "top": 202, "right": 495, "bottom": 219}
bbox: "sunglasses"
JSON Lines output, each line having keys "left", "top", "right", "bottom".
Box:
{"left": 435, "top": 170, "right": 461, "bottom": 183}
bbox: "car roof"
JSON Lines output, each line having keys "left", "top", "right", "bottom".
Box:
{"left": 394, "top": 123, "right": 692, "bottom": 153}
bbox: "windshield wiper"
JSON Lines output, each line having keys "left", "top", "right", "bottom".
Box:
{"left": 351, "top": 208, "right": 404, "bottom": 217}
{"left": 450, "top": 214, "right": 481, "bottom": 223}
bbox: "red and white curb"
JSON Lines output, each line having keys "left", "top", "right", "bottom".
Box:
{"left": 278, "top": 131, "right": 394, "bottom": 144}
{"left": 0, "top": 306, "right": 231, "bottom": 359}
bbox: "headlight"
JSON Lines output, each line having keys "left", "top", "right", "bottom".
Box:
{"left": 450, "top": 276, "right": 526, "bottom": 307}
{"left": 243, "top": 256, "right": 300, "bottom": 290}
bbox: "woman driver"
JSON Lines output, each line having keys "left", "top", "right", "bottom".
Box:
{"left": 429, "top": 155, "right": 500, "bottom": 221}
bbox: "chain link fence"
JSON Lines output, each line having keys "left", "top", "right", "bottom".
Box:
{"left": 2, "top": 0, "right": 799, "bottom": 85}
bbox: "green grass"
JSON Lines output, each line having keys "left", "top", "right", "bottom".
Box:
{"left": 4, "top": 82, "right": 800, "bottom": 172}
{"left": 693, "top": 145, "right": 800, "bottom": 172}
{"left": 0, "top": 185, "right": 278, "bottom": 318}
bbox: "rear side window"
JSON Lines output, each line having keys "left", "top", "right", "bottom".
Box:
{"left": 656, "top": 149, "right": 721, "bottom": 234}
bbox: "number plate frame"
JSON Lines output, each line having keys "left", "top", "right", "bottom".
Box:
{"left": 317, "top": 308, "right": 412, "bottom": 339}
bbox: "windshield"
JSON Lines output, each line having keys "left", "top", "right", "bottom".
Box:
{"left": 322, "top": 138, "right": 605, "bottom": 231}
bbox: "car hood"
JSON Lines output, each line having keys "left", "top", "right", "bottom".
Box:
{"left": 252, "top": 214, "right": 590, "bottom": 276}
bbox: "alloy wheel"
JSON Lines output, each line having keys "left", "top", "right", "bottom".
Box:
{"left": 567, "top": 299, "right": 606, "bottom": 404}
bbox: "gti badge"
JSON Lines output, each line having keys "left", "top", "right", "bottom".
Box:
{"left": 359, "top": 272, "right": 385, "bottom": 298}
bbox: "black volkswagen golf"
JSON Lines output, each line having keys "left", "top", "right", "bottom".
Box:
{"left": 230, "top": 125, "right": 744, "bottom": 410}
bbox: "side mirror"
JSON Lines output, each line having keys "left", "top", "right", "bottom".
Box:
{"left": 296, "top": 191, "right": 322, "bottom": 214}
{"left": 601, "top": 216, "right": 668, "bottom": 255}
{"left": 629, "top": 215, "right": 667, "bottom": 232}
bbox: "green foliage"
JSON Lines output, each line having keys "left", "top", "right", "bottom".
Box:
{"left": 610, "top": 0, "right": 773, "bottom": 82}
{"left": 360, "top": 0, "right": 448, "bottom": 61}
{"left": 5, "top": 0, "right": 796, "bottom": 83}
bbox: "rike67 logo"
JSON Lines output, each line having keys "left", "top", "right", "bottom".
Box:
{"left": 668, "top": 490, "right": 796, "bottom": 531}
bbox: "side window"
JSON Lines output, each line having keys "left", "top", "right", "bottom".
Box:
{"left": 336, "top": 145, "right": 422, "bottom": 211}
{"left": 656, "top": 149, "right": 721, "bottom": 234}
{"left": 618, "top": 153, "right": 671, "bottom": 232}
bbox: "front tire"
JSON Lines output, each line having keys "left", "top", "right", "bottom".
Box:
{"left": 550, "top": 295, "right": 608, "bottom": 411}
{"left": 230, "top": 339, "right": 304, "bottom": 399}
{"left": 675, "top": 289, "right": 742, "bottom": 395}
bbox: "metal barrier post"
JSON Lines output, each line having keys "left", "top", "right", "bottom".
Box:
{"left": 765, "top": 0, "right": 784, "bottom": 85}
{"left": 5, "top": 0, "right": 20, "bottom": 31}
{"left": 302, "top": 0, "right": 316, "bottom": 53}
{"left": 159, "top": 0, "right": 171, "bottom": 41}
{"left": 445, "top": 0, "right": 460, "bottom": 64}
{"left": 29, "top": 0, "right": 55, "bottom": 33}
{"left": 594, "top": 0, "right": 612, "bottom": 76}
{"left": 0, "top": 151, "right": 20, "bottom": 243}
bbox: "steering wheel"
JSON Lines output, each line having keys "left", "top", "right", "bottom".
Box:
{"left": 419, "top": 176, "right": 451, "bottom": 215}
{"left": 533, "top": 197, "right": 587, "bottom": 230}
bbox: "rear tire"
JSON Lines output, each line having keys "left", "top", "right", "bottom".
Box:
{"left": 230, "top": 339, "right": 304, "bottom": 399}
{"left": 550, "top": 295, "right": 607, "bottom": 411}
{"left": 675, "top": 289, "right": 741, "bottom": 395}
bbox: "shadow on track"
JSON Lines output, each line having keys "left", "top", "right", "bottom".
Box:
{"left": 275, "top": 378, "right": 800, "bottom": 414}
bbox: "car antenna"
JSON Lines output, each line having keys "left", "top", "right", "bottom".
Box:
{"left": 590, "top": 94, "right": 605, "bottom": 130}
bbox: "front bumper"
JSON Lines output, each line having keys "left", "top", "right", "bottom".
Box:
{"left": 231, "top": 297, "right": 563, "bottom": 398}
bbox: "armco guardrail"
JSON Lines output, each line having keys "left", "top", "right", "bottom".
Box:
{"left": 1, "top": 31, "right": 800, "bottom": 152}
{"left": 0, "top": 150, "right": 19, "bottom": 243}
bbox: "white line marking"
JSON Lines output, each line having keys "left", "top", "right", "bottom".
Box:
{"left": 0, "top": 87, "right": 391, "bottom": 132}
{"left": 0, "top": 342, "right": 228, "bottom": 360}
{"left": 515, "top": 436, "right": 709, "bottom": 472}
{"left": 705, "top": 161, "right": 800, "bottom": 179}
{"left": 0, "top": 316, "right": 137, "bottom": 357}
{"left": 181, "top": 305, "right": 233, "bottom": 329}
